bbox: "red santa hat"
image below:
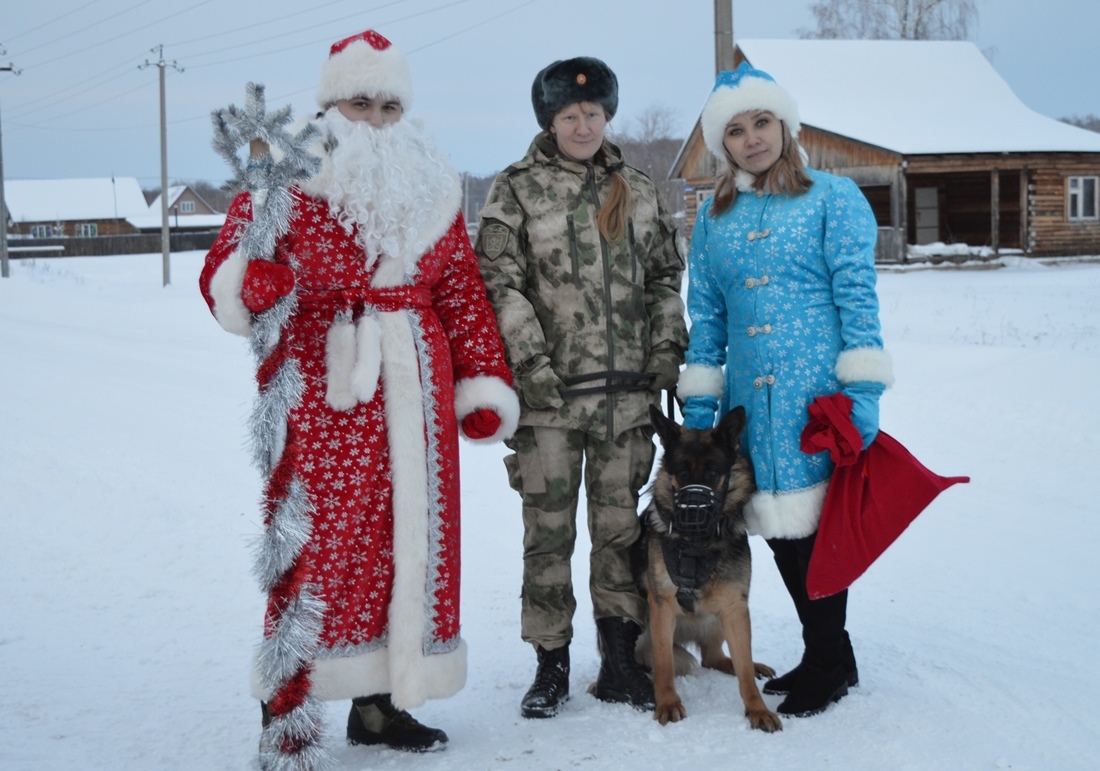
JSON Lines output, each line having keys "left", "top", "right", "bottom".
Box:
{"left": 316, "top": 29, "right": 414, "bottom": 110}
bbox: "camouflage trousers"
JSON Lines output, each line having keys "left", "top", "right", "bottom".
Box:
{"left": 503, "top": 424, "right": 656, "bottom": 650}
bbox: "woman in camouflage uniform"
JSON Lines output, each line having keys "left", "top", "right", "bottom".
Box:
{"left": 475, "top": 57, "right": 688, "bottom": 719}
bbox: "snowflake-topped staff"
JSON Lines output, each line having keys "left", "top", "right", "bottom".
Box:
{"left": 212, "top": 84, "right": 330, "bottom": 771}
{"left": 211, "top": 82, "right": 321, "bottom": 263}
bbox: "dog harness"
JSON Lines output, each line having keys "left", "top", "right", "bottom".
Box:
{"left": 662, "top": 484, "right": 725, "bottom": 612}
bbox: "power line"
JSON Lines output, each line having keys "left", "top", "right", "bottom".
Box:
{"left": 1, "top": 0, "right": 103, "bottom": 46}
{"left": 6, "top": 61, "right": 145, "bottom": 119}
{"left": 9, "top": 0, "right": 158, "bottom": 60}
{"left": 0, "top": 0, "right": 468, "bottom": 123}
{"left": 183, "top": 0, "right": 477, "bottom": 71}
{"left": 166, "top": 0, "right": 406, "bottom": 50}
{"left": 7, "top": 0, "right": 543, "bottom": 134}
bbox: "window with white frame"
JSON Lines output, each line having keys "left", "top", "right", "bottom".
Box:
{"left": 1068, "top": 176, "right": 1098, "bottom": 221}
{"left": 77, "top": 223, "right": 98, "bottom": 237}
{"left": 30, "top": 225, "right": 52, "bottom": 238}
{"left": 180, "top": 200, "right": 195, "bottom": 213}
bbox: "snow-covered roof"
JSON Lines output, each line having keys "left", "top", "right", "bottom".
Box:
{"left": 148, "top": 185, "right": 186, "bottom": 211}
{"left": 4, "top": 177, "right": 152, "bottom": 222}
{"left": 735, "top": 39, "right": 1100, "bottom": 155}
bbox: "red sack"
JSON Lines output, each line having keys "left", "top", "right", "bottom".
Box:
{"left": 800, "top": 393, "right": 970, "bottom": 599}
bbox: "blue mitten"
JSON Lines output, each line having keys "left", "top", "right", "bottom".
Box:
{"left": 681, "top": 396, "right": 719, "bottom": 430}
{"left": 843, "top": 381, "right": 885, "bottom": 450}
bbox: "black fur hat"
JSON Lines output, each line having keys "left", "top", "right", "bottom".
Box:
{"left": 531, "top": 56, "right": 618, "bottom": 130}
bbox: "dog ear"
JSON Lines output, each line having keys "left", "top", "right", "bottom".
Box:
{"left": 713, "top": 405, "right": 746, "bottom": 453}
{"left": 649, "top": 403, "right": 681, "bottom": 448}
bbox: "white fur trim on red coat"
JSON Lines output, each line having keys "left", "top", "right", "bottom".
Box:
{"left": 325, "top": 313, "right": 358, "bottom": 410}
{"left": 454, "top": 375, "right": 521, "bottom": 445}
{"left": 381, "top": 305, "right": 436, "bottom": 709}
{"left": 207, "top": 250, "right": 252, "bottom": 337}
{"left": 835, "top": 347, "right": 895, "bottom": 388}
{"left": 676, "top": 364, "right": 725, "bottom": 400}
{"left": 251, "top": 639, "right": 467, "bottom": 704}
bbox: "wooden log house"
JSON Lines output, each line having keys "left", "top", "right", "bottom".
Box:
{"left": 671, "top": 40, "right": 1100, "bottom": 261}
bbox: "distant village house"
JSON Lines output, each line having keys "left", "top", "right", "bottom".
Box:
{"left": 672, "top": 40, "right": 1100, "bottom": 261}
{"left": 3, "top": 178, "right": 226, "bottom": 256}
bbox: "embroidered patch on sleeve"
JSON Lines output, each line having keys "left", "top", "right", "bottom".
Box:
{"left": 479, "top": 222, "right": 511, "bottom": 260}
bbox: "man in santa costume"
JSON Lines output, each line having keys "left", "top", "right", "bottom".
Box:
{"left": 200, "top": 29, "right": 519, "bottom": 770}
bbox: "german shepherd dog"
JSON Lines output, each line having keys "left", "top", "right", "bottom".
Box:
{"left": 635, "top": 404, "right": 782, "bottom": 732}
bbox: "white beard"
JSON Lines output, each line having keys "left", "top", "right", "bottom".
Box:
{"left": 301, "top": 108, "right": 461, "bottom": 276}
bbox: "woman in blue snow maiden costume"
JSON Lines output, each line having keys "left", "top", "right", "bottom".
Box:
{"left": 677, "top": 63, "right": 894, "bottom": 718}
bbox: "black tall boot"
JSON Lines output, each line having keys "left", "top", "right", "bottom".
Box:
{"left": 592, "top": 617, "right": 655, "bottom": 710}
{"left": 765, "top": 535, "right": 855, "bottom": 716}
{"left": 521, "top": 643, "right": 570, "bottom": 718}
{"left": 777, "top": 586, "right": 851, "bottom": 717}
{"left": 347, "top": 694, "right": 448, "bottom": 752}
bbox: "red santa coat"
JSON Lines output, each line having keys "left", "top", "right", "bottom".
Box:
{"left": 200, "top": 186, "right": 518, "bottom": 718}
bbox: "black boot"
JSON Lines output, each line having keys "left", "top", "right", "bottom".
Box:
{"left": 765, "top": 535, "right": 856, "bottom": 711}
{"left": 521, "top": 644, "right": 570, "bottom": 718}
{"left": 592, "top": 617, "right": 655, "bottom": 710}
{"left": 776, "top": 661, "right": 849, "bottom": 717}
{"left": 347, "top": 694, "right": 448, "bottom": 752}
{"left": 763, "top": 632, "right": 859, "bottom": 695}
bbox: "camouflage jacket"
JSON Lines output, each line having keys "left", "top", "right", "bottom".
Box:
{"left": 476, "top": 134, "right": 688, "bottom": 440}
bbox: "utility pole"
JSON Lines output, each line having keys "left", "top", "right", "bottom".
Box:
{"left": 140, "top": 45, "right": 182, "bottom": 286}
{"left": 715, "top": 0, "right": 735, "bottom": 75}
{"left": 1, "top": 49, "right": 21, "bottom": 279}
{"left": 711, "top": 3, "right": 735, "bottom": 179}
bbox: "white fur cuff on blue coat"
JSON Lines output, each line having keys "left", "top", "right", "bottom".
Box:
{"left": 835, "top": 347, "right": 894, "bottom": 388}
{"left": 677, "top": 364, "right": 724, "bottom": 400}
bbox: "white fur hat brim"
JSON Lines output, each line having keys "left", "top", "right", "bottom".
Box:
{"left": 702, "top": 74, "right": 801, "bottom": 160}
{"left": 316, "top": 36, "right": 414, "bottom": 110}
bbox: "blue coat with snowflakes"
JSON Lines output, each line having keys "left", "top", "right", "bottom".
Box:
{"left": 680, "top": 168, "right": 893, "bottom": 539}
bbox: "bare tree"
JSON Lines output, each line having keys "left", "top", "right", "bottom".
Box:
{"left": 799, "top": 0, "right": 979, "bottom": 40}
{"left": 612, "top": 105, "right": 687, "bottom": 218}
{"left": 187, "top": 179, "right": 235, "bottom": 213}
{"left": 1061, "top": 114, "right": 1100, "bottom": 134}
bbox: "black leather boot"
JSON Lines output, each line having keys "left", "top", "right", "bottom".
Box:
{"left": 592, "top": 617, "right": 655, "bottom": 710}
{"left": 347, "top": 694, "right": 448, "bottom": 752}
{"left": 776, "top": 660, "right": 849, "bottom": 717}
{"left": 765, "top": 534, "right": 857, "bottom": 709}
{"left": 763, "top": 632, "right": 859, "bottom": 695}
{"left": 521, "top": 643, "right": 570, "bottom": 718}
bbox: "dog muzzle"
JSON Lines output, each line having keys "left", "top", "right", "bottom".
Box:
{"left": 672, "top": 484, "right": 722, "bottom": 540}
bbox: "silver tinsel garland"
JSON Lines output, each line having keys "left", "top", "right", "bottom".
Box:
{"left": 213, "top": 84, "right": 331, "bottom": 770}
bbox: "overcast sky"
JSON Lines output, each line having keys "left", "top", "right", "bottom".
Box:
{"left": 1, "top": 0, "right": 1097, "bottom": 186}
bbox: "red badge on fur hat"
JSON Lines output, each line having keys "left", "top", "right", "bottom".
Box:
{"left": 800, "top": 392, "right": 970, "bottom": 599}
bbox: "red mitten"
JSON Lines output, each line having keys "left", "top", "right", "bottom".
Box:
{"left": 241, "top": 260, "right": 295, "bottom": 313}
{"left": 462, "top": 408, "right": 501, "bottom": 439}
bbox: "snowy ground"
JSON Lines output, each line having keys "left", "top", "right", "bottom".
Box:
{"left": 2, "top": 250, "right": 1099, "bottom": 770}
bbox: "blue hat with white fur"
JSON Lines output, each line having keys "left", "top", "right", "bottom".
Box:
{"left": 701, "top": 62, "right": 801, "bottom": 160}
